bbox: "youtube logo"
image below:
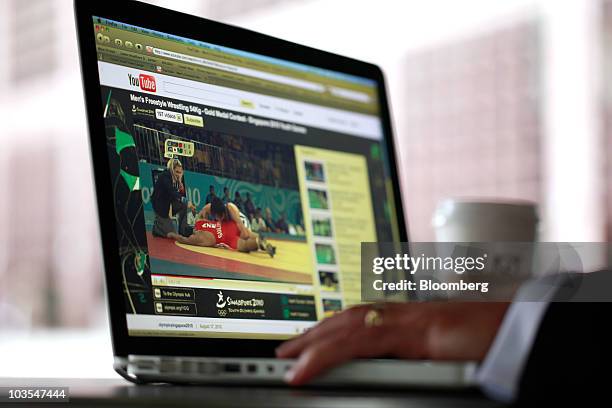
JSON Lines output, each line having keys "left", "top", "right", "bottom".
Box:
{"left": 128, "top": 73, "right": 156, "bottom": 92}
{"left": 138, "top": 74, "right": 156, "bottom": 92}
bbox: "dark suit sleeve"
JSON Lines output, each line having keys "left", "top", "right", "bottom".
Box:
{"left": 516, "top": 275, "right": 612, "bottom": 402}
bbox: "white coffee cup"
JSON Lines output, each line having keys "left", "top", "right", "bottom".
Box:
{"left": 433, "top": 199, "right": 539, "bottom": 242}
{"left": 429, "top": 199, "right": 539, "bottom": 299}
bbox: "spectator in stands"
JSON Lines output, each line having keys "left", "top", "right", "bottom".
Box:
{"left": 233, "top": 191, "right": 245, "bottom": 213}
{"left": 222, "top": 187, "right": 231, "bottom": 205}
{"left": 295, "top": 205, "right": 304, "bottom": 228}
{"left": 264, "top": 207, "right": 275, "bottom": 232}
{"left": 250, "top": 207, "right": 267, "bottom": 233}
{"left": 275, "top": 212, "right": 290, "bottom": 234}
{"left": 288, "top": 224, "right": 297, "bottom": 236}
{"left": 151, "top": 158, "right": 194, "bottom": 238}
{"left": 244, "top": 192, "right": 256, "bottom": 219}
{"left": 205, "top": 185, "right": 216, "bottom": 205}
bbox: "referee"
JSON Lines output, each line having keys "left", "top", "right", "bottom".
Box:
{"left": 151, "top": 158, "right": 194, "bottom": 238}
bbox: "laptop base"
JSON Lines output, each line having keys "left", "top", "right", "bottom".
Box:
{"left": 124, "top": 355, "right": 477, "bottom": 388}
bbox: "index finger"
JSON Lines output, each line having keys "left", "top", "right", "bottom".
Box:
{"left": 285, "top": 325, "right": 401, "bottom": 386}
{"left": 276, "top": 305, "right": 369, "bottom": 358}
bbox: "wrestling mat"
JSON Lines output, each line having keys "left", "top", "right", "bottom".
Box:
{"left": 146, "top": 232, "right": 313, "bottom": 284}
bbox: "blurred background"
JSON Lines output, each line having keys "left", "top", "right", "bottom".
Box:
{"left": 0, "top": 0, "right": 610, "bottom": 377}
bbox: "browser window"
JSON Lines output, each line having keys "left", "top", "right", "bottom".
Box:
{"left": 93, "top": 16, "right": 399, "bottom": 339}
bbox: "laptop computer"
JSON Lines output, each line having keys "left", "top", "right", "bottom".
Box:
{"left": 74, "top": 0, "right": 476, "bottom": 387}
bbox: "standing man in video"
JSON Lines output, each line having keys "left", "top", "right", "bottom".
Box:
{"left": 221, "top": 187, "right": 231, "bottom": 205}
{"left": 205, "top": 185, "right": 216, "bottom": 205}
{"left": 152, "top": 158, "right": 194, "bottom": 238}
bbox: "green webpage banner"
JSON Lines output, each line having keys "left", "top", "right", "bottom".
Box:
{"left": 93, "top": 17, "right": 379, "bottom": 115}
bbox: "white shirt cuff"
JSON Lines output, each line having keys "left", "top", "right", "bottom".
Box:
{"left": 475, "top": 277, "right": 562, "bottom": 402}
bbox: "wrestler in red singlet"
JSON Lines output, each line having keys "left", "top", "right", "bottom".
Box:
{"left": 194, "top": 219, "right": 240, "bottom": 249}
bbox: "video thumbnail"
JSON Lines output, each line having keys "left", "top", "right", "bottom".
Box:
{"left": 308, "top": 188, "right": 329, "bottom": 210}
{"left": 304, "top": 161, "right": 325, "bottom": 182}
{"left": 315, "top": 243, "right": 336, "bottom": 265}
{"left": 318, "top": 270, "right": 340, "bottom": 292}
{"left": 312, "top": 217, "right": 333, "bottom": 237}
{"left": 322, "top": 298, "right": 342, "bottom": 317}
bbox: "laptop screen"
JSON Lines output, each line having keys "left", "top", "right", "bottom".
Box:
{"left": 93, "top": 16, "right": 400, "bottom": 339}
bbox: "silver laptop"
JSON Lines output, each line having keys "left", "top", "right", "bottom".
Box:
{"left": 74, "top": 0, "right": 476, "bottom": 388}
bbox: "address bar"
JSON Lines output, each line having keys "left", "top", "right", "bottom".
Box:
{"left": 153, "top": 48, "right": 326, "bottom": 93}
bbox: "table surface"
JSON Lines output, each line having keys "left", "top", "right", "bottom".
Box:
{"left": 0, "top": 378, "right": 506, "bottom": 408}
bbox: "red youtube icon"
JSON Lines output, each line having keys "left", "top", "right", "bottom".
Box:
{"left": 138, "top": 74, "right": 156, "bottom": 92}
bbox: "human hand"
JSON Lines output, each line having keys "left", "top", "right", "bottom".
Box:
{"left": 276, "top": 302, "right": 509, "bottom": 385}
{"left": 167, "top": 232, "right": 181, "bottom": 241}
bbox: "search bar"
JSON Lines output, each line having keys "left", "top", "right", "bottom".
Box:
{"left": 153, "top": 48, "right": 326, "bottom": 93}
{"left": 164, "top": 81, "right": 241, "bottom": 107}
{"left": 329, "top": 86, "right": 372, "bottom": 103}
